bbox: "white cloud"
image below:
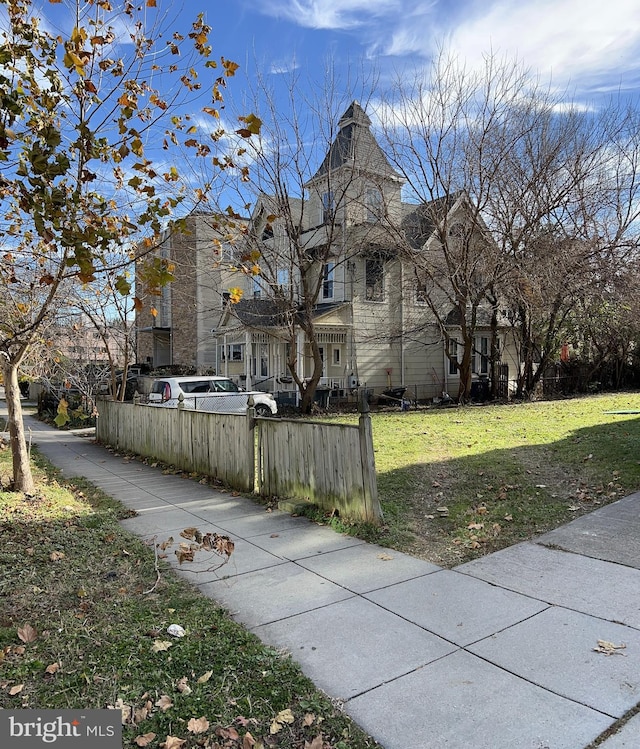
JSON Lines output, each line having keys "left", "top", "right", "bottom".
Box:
{"left": 256, "top": 0, "right": 640, "bottom": 96}
{"left": 257, "top": 0, "right": 403, "bottom": 30}
{"left": 382, "top": 0, "right": 640, "bottom": 94}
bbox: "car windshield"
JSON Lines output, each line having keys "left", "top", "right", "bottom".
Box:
{"left": 212, "top": 379, "right": 240, "bottom": 393}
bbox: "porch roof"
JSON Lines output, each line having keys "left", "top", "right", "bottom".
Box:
{"left": 223, "top": 299, "right": 350, "bottom": 331}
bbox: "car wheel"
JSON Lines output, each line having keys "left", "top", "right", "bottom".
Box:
{"left": 254, "top": 404, "right": 271, "bottom": 417}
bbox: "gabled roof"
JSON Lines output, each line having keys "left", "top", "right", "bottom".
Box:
{"left": 401, "top": 192, "right": 465, "bottom": 249}
{"left": 307, "top": 101, "right": 403, "bottom": 185}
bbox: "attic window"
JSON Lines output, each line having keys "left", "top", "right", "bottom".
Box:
{"left": 448, "top": 223, "right": 465, "bottom": 239}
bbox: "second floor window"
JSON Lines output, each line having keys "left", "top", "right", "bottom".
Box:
{"left": 253, "top": 276, "right": 262, "bottom": 299}
{"left": 365, "top": 187, "right": 383, "bottom": 222}
{"left": 415, "top": 279, "right": 428, "bottom": 304}
{"left": 322, "top": 191, "right": 334, "bottom": 224}
{"left": 322, "top": 262, "right": 335, "bottom": 300}
{"left": 365, "top": 257, "right": 384, "bottom": 301}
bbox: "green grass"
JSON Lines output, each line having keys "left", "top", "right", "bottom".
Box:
{"left": 0, "top": 442, "right": 381, "bottom": 749}
{"left": 318, "top": 392, "right": 640, "bottom": 565}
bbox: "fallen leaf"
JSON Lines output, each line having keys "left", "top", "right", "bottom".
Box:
{"left": 594, "top": 639, "right": 626, "bottom": 656}
{"left": 45, "top": 662, "right": 60, "bottom": 675}
{"left": 17, "top": 624, "right": 37, "bottom": 643}
{"left": 50, "top": 551, "right": 65, "bottom": 562}
{"left": 187, "top": 716, "right": 209, "bottom": 734}
{"left": 134, "top": 705, "right": 149, "bottom": 724}
{"left": 161, "top": 736, "right": 186, "bottom": 749}
{"left": 197, "top": 670, "right": 213, "bottom": 684}
{"left": 270, "top": 708, "right": 294, "bottom": 733}
{"left": 176, "top": 676, "right": 191, "bottom": 694}
{"left": 152, "top": 640, "right": 172, "bottom": 653}
{"left": 110, "top": 698, "right": 132, "bottom": 724}
{"left": 9, "top": 684, "right": 24, "bottom": 695}
{"left": 275, "top": 708, "right": 294, "bottom": 724}
{"left": 180, "top": 527, "right": 201, "bottom": 541}
{"left": 155, "top": 695, "right": 173, "bottom": 712}
{"left": 377, "top": 553, "right": 393, "bottom": 561}
{"left": 503, "top": 514, "right": 513, "bottom": 521}
{"left": 468, "top": 522, "right": 484, "bottom": 530}
{"left": 305, "top": 735, "right": 324, "bottom": 749}
{"left": 303, "top": 713, "right": 316, "bottom": 726}
{"left": 135, "top": 733, "right": 156, "bottom": 746}
{"left": 243, "top": 733, "right": 256, "bottom": 749}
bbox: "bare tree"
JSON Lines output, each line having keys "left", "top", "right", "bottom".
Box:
{"left": 378, "top": 52, "right": 532, "bottom": 400}
{"left": 221, "top": 68, "right": 389, "bottom": 413}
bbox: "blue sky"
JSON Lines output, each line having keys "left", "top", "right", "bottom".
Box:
{"left": 216, "top": 0, "right": 640, "bottom": 102}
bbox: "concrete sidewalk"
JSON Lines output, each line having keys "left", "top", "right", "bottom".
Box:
{"left": 6, "top": 412, "right": 640, "bottom": 748}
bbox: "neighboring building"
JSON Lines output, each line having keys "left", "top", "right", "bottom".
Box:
{"left": 51, "top": 315, "right": 128, "bottom": 368}
{"left": 136, "top": 213, "right": 249, "bottom": 372}
{"left": 136, "top": 102, "right": 519, "bottom": 404}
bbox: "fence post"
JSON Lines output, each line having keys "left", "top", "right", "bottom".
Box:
{"left": 358, "top": 391, "right": 382, "bottom": 523}
{"left": 247, "top": 395, "right": 257, "bottom": 494}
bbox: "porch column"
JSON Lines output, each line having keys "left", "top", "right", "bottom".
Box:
{"left": 245, "top": 330, "right": 252, "bottom": 389}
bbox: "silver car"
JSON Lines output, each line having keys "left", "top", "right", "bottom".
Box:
{"left": 147, "top": 376, "right": 277, "bottom": 416}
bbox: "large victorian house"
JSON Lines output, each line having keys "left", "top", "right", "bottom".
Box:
{"left": 136, "top": 102, "right": 518, "bottom": 405}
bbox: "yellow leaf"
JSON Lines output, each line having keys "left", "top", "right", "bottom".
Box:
{"left": 152, "top": 640, "right": 172, "bottom": 653}
{"left": 187, "top": 716, "right": 209, "bottom": 734}
{"left": 150, "top": 307, "right": 158, "bottom": 318}
{"left": 197, "top": 670, "right": 213, "bottom": 684}
{"left": 228, "top": 287, "right": 243, "bottom": 303}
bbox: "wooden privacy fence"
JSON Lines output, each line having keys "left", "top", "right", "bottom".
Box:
{"left": 95, "top": 399, "right": 255, "bottom": 492}
{"left": 95, "top": 398, "right": 381, "bottom": 522}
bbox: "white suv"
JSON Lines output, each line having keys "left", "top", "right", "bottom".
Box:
{"left": 147, "top": 376, "right": 277, "bottom": 416}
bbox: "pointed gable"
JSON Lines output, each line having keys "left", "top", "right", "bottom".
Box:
{"left": 307, "top": 101, "right": 402, "bottom": 185}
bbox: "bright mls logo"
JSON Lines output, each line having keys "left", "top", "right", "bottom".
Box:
{"left": 1, "top": 710, "right": 121, "bottom": 747}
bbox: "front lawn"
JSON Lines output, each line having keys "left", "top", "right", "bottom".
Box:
{"left": 323, "top": 392, "right": 640, "bottom": 566}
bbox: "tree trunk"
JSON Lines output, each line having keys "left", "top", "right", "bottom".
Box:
{"left": 2, "top": 360, "right": 36, "bottom": 494}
